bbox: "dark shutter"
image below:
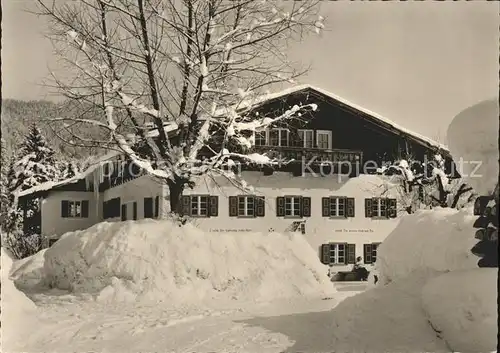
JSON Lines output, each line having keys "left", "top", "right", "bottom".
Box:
{"left": 300, "top": 223, "right": 306, "bottom": 235}
{"left": 115, "top": 198, "right": 121, "bottom": 218}
{"left": 144, "top": 197, "right": 153, "bottom": 218}
{"left": 256, "top": 196, "right": 265, "bottom": 217}
{"left": 347, "top": 244, "right": 356, "bottom": 264}
{"left": 347, "top": 197, "right": 355, "bottom": 218}
{"left": 61, "top": 200, "right": 69, "bottom": 218}
{"left": 364, "top": 244, "right": 373, "bottom": 264}
{"left": 133, "top": 202, "right": 137, "bottom": 220}
{"left": 81, "top": 200, "right": 89, "bottom": 218}
{"left": 103, "top": 201, "right": 108, "bottom": 219}
{"left": 181, "top": 195, "right": 191, "bottom": 216}
{"left": 209, "top": 196, "right": 219, "bottom": 217}
{"left": 302, "top": 197, "right": 311, "bottom": 217}
{"left": 229, "top": 196, "right": 238, "bottom": 217}
{"left": 320, "top": 244, "right": 330, "bottom": 264}
{"left": 322, "top": 197, "right": 330, "bottom": 217}
{"left": 365, "top": 198, "right": 372, "bottom": 218}
{"left": 121, "top": 204, "right": 127, "bottom": 221}
{"left": 276, "top": 197, "right": 285, "bottom": 217}
{"left": 388, "top": 198, "right": 397, "bottom": 218}
{"left": 155, "top": 195, "right": 160, "bottom": 218}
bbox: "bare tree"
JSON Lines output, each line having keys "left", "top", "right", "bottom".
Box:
{"left": 34, "top": 0, "right": 322, "bottom": 215}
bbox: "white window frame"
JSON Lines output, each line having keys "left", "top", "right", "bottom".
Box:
{"left": 269, "top": 128, "right": 289, "bottom": 147}
{"left": 284, "top": 196, "right": 301, "bottom": 217}
{"left": 254, "top": 130, "right": 268, "bottom": 146}
{"left": 237, "top": 196, "right": 255, "bottom": 217}
{"left": 297, "top": 129, "right": 314, "bottom": 148}
{"left": 316, "top": 130, "right": 332, "bottom": 150}
{"left": 329, "top": 243, "right": 346, "bottom": 265}
{"left": 190, "top": 195, "right": 209, "bottom": 217}
{"left": 373, "top": 198, "right": 386, "bottom": 218}
{"left": 68, "top": 200, "right": 83, "bottom": 218}
{"left": 329, "top": 197, "right": 346, "bottom": 217}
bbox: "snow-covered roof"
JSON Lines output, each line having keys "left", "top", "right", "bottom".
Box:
{"left": 213, "top": 84, "right": 448, "bottom": 151}
{"left": 17, "top": 150, "right": 121, "bottom": 198}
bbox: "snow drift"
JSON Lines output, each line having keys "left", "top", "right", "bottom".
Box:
{"left": 1, "top": 247, "right": 37, "bottom": 346}
{"left": 421, "top": 268, "right": 497, "bottom": 353}
{"left": 447, "top": 99, "right": 499, "bottom": 195}
{"left": 40, "top": 219, "right": 334, "bottom": 304}
{"left": 377, "top": 207, "right": 478, "bottom": 284}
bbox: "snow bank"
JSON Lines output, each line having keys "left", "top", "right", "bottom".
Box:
{"left": 1, "top": 247, "right": 37, "bottom": 346}
{"left": 447, "top": 99, "right": 499, "bottom": 195}
{"left": 41, "top": 220, "right": 335, "bottom": 304}
{"left": 328, "top": 274, "right": 449, "bottom": 353}
{"left": 421, "top": 268, "right": 497, "bottom": 353}
{"left": 377, "top": 207, "right": 478, "bottom": 284}
{"left": 10, "top": 248, "right": 47, "bottom": 291}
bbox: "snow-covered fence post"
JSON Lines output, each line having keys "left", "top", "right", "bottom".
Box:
{"left": 35, "top": 0, "right": 323, "bottom": 218}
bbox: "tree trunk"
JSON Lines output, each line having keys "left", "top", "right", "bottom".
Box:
{"left": 451, "top": 183, "right": 473, "bottom": 208}
{"left": 167, "top": 179, "right": 185, "bottom": 215}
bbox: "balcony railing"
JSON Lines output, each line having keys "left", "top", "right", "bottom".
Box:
{"left": 251, "top": 145, "right": 363, "bottom": 164}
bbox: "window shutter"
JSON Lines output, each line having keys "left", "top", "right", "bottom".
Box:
{"left": 380, "top": 198, "right": 388, "bottom": 218}
{"left": 388, "top": 198, "right": 397, "bottom": 218}
{"left": 181, "top": 195, "right": 191, "bottom": 216}
{"left": 302, "top": 197, "right": 311, "bottom": 217}
{"left": 114, "top": 198, "right": 121, "bottom": 218}
{"left": 133, "top": 202, "right": 137, "bottom": 220}
{"left": 61, "top": 200, "right": 69, "bottom": 218}
{"left": 209, "top": 196, "right": 219, "bottom": 217}
{"left": 347, "top": 197, "right": 355, "bottom": 218}
{"left": 256, "top": 196, "right": 265, "bottom": 217}
{"left": 320, "top": 244, "right": 330, "bottom": 264}
{"left": 144, "top": 197, "right": 153, "bottom": 218}
{"left": 322, "top": 197, "right": 330, "bottom": 217}
{"left": 347, "top": 243, "right": 356, "bottom": 264}
{"left": 276, "top": 197, "right": 285, "bottom": 217}
{"left": 155, "top": 195, "right": 160, "bottom": 218}
{"left": 121, "top": 204, "right": 127, "bottom": 221}
{"left": 81, "top": 200, "right": 89, "bottom": 218}
{"left": 365, "top": 198, "right": 372, "bottom": 218}
{"left": 103, "top": 201, "right": 108, "bottom": 219}
{"left": 364, "top": 244, "right": 373, "bottom": 264}
{"left": 229, "top": 196, "right": 238, "bottom": 217}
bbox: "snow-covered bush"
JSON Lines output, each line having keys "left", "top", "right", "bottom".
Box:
{"left": 36, "top": 219, "right": 334, "bottom": 304}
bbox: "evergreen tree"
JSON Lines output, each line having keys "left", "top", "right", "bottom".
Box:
{"left": 9, "top": 123, "right": 58, "bottom": 193}
{"left": 0, "top": 137, "right": 9, "bottom": 228}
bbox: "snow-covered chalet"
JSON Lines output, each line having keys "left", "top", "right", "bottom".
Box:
{"left": 18, "top": 84, "right": 458, "bottom": 273}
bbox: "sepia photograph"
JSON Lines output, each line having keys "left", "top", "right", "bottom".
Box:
{"left": 1, "top": 0, "right": 498, "bottom": 352}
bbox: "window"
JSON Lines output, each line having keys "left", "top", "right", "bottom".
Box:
{"left": 365, "top": 198, "right": 397, "bottom": 218}
{"left": 320, "top": 243, "right": 356, "bottom": 265}
{"left": 229, "top": 196, "right": 265, "bottom": 217}
{"left": 103, "top": 197, "right": 121, "bottom": 219}
{"left": 364, "top": 243, "right": 381, "bottom": 264}
{"left": 321, "top": 197, "right": 355, "bottom": 218}
{"left": 61, "top": 200, "right": 89, "bottom": 218}
{"left": 255, "top": 130, "right": 267, "bottom": 146}
{"left": 181, "top": 195, "right": 219, "bottom": 217}
{"left": 144, "top": 196, "right": 160, "bottom": 219}
{"left": 269, "top": 128, "right": 289, "bottom": 147}
{"left": 276, "top": 196, "right": 311, "bottom": 218}
{"left": 298, "top": 129, "right": 314, "bottom": 148}
{"left": 121, "top": 201, "right": 138, "bottom": 221}
{"left": 316, "top": 130, "right": 332, "bottom": 149}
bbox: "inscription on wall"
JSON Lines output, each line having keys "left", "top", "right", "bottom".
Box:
{"left": 210, "top": 228, "right": 253, "bottom": 233}
{"left": 334, "top": 228, "right": 374, "bottom": 233}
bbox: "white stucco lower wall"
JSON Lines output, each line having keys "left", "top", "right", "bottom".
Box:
{"left": 41, "top": 191, "right": 98, "bottom": 238}
{"left": 102, "top": 175, "right": 165, "bottom": 222}
{"left": 164, "top": 172, "right": 402, "bottom": 272}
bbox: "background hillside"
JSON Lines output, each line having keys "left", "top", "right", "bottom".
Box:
{"left": 1, "top": 99, "right": 112, "bottom": 163}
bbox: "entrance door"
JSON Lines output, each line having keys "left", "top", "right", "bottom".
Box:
{"left": 121, "top": 202, "right": 137, "bottom": 221}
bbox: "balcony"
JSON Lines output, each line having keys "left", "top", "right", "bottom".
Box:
{"left": 251, "top": 145, "right": 363, "bottom": 165}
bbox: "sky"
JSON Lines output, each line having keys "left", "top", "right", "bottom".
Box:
{"left": 2, "top": 0, "right": 499, "bottom": 142}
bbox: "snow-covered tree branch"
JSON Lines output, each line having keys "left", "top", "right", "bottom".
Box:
{"left": 35, "top": 0, "right": 322, "bottom": 215}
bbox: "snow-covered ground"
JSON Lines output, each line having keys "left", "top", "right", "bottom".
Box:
{"left": 3, "top": 204, "right": 497, "bottom": 352}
